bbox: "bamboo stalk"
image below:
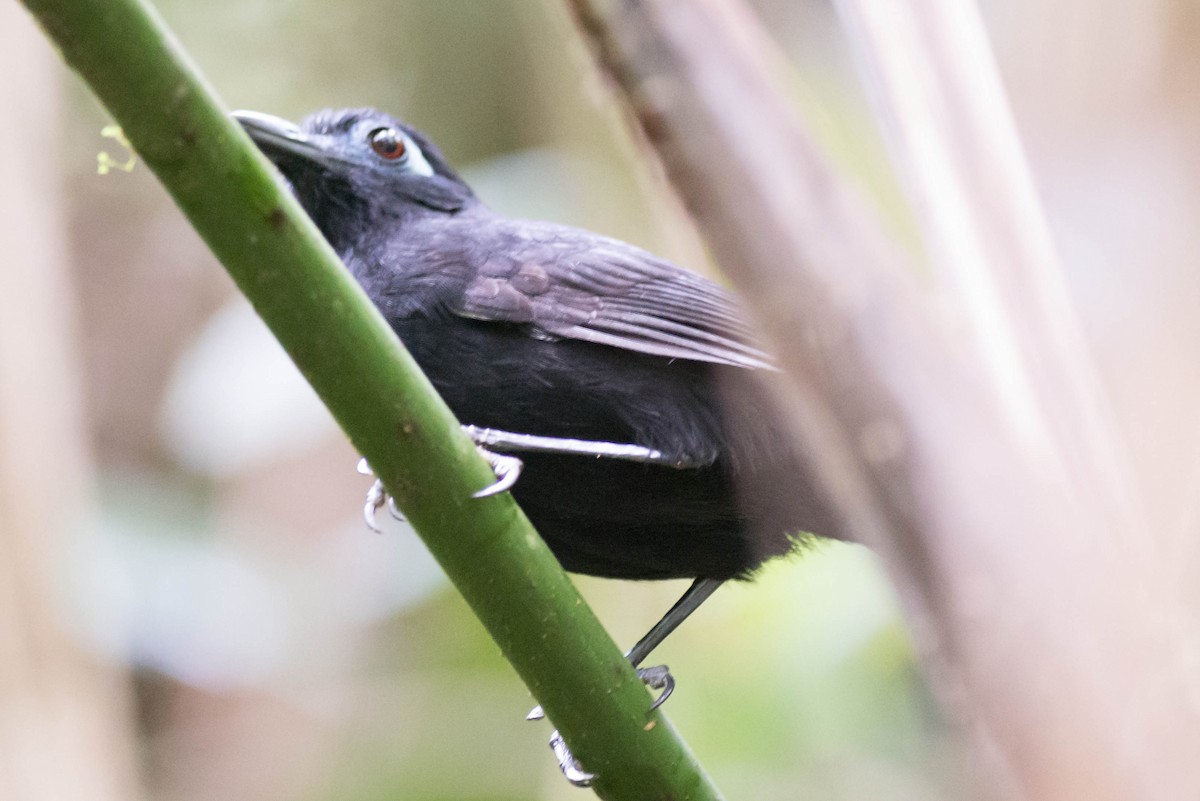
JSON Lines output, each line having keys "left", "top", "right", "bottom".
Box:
{"left": 16, "top": 0, "right": 724, "bottom": 797}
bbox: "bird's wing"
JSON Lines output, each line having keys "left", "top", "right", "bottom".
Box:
{"left": 453, "top": 225, "right": 774, "bottom": 370}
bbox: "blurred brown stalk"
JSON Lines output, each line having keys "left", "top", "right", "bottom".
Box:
{"left": 0, "top": 6, "right": 142, "bottom": 801}
{"left": 562, "top": 0, "right": 1200, "bottom": 798}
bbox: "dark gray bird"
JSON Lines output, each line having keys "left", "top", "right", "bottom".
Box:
{"left": 234, "top": 107, "right": 841, "bottom": 778}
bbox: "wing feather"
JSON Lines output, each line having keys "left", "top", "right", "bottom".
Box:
{"left": 454, "top": 223, "right": 775, "bottom": 370}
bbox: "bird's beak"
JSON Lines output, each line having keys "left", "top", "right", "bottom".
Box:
{"left": 232, "top": 110, "right": 338, "bottom": 167}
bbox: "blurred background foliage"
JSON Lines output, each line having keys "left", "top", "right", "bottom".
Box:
{"left": 6, "top": 0, "right": 1200, "bottom": 799}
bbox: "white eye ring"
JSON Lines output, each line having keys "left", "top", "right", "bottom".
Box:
{"left": 406, "top": 142, "right": 435, "bottom": 177}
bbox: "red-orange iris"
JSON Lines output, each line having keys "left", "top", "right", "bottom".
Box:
{"left": 368, "top": 128, "right": 406, "bottom": 160}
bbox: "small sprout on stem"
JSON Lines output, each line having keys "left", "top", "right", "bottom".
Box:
{"left": 97, "top": 125, "right": 137, "bottom": 174}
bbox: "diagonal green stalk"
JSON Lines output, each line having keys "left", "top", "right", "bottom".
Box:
{"left": 17, "top": 0, "right": 724, "bottom": 797}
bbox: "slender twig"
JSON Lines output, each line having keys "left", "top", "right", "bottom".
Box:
{"left": 16, "top": 0, "right": 725, "bottom": 797}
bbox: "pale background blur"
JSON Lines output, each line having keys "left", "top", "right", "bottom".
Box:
{"left": 2, "top": 1, "right": 1198, "bottom": 799}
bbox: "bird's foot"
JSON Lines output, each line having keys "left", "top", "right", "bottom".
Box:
{"left": 357, "top": 435, "right": 522, "bottom": 531}
{"left": 548, "top": 729, "right": 597, "bottom": 787}
{"left": 526, "top": 664, "right": 674, "bottom": 785}
{"left": 637, "top": 664, "right": 676, "bottom": 712}
{"left": 471, "top": 446, "right": 523, "bottom": 498}
{"left": 525, "top": 664, "right": 675, "bottom": 723}
{"left": 358, "top": 459, "right": 405, "bottom": 532}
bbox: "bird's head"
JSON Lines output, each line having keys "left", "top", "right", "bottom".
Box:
{"left": 233, "top": 108, "right": 475, "bottom": 236}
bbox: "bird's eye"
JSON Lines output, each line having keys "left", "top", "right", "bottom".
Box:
{"left": 368, "top": 127, "right": 407, "bottom": 161}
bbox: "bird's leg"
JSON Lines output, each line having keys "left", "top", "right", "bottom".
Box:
{"left": 528, "top": 578, "right": 725, "bottom": 785}
{"left": 462, "top": 425, "right": 703, "bottom": 468}
{"left": 465, "top": 424, "right": 707, "bottom": 497}
{"left": 528, "top": 578, "right": 722, "bottom": 718}
{"left": 364, "top": 426, "right": 703, "bottom": 521}
{"left": 625, "top": 578, "right": 724, "bottom": 671}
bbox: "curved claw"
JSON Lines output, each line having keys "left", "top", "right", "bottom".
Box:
{"left": 358, "top": 458, "right": 406, "bottom": 525}
{"left": 387, "top": 496, "right": 405, "bottom": 522}
{"left": 472, "top": 448, "right": 523, "bottom": 498}
{"left": 549, "top": 730, "right": 597, "bottom": 787}
{"left": 638, "top": 665, "right": 675, "bottom": 713}
{"left": 363, "top": 479, "right": 386, "bottom": 533}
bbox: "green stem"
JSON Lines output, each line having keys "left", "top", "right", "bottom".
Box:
{"left": 18, "top": 0, "right": 723, "bottom": 797}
